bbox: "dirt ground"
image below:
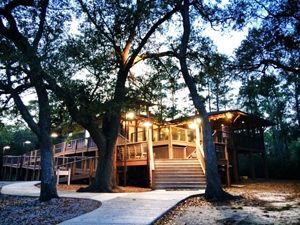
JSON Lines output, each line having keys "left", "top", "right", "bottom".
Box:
{"left": 155, "top": 180, "right": 300, "bottom": 225}
{"left": 1, "top": 181, "right": 300, "bottom": 225}
{"left": 57, "top": 184, "right": 151, "bottom": 192}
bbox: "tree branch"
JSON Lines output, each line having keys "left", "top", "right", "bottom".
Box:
{"left": 32, "top": 0, "right": 49, "bottom": 52}
{"left": 133, "top": 51, "right": 175, "bottom": 66}
{"left": 3, "top": 0, "right": 33, "bottom": 12}
{"left": 77, "top": 0, "right": 119, "bottom": 54}
{"left": 126, "top": 3, "right": 182, "bottom": 71}
{"left": 260, "top": 59, "right": 300, "bottom": 75}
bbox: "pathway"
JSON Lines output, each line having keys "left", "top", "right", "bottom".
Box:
{"left": 1, "top": 182, "right": 204, "bottom": 225}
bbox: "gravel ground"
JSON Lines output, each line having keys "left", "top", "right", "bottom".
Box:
{"left": 0, "top": 183, "right": 100, "bottom": 225}
{"left": 155, "top": 180, "right": 300, "bottom": 225}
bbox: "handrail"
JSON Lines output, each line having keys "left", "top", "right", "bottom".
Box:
{"left": 196, "top": 145, "right": 206, "bottom": 174}
{"left": 55, "top": 156, "right": 97, "bottom": 169}
{"left": 186, "top": 148, "right": 196, "bottom": 159}
{"left": 116, "top": 141, "right": 148, "bottom": 161}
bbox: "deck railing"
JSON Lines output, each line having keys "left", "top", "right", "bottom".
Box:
{"left": 3, "top": 155, "right": 23, "bottom": 167}
{"left": 53, "top": 137, "right": 97, "bottom": 155}
{"left": 152, "top": 126, "right": 196, "bottom": 144}
{"left": 116, "top": 141, "right": 148, "bottom": 161}
{"left": 55, "top": 156, "right": 97, "bottom": 178}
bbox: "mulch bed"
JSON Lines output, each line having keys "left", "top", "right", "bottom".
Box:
{"left": 0, "top": 191, "right": 100, "bottom": 225}
{"left": 0, "top": 184, "right": 150, "bottom": 225}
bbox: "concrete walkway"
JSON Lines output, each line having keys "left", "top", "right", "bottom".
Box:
{"left": 1, "top": 182, "right": 204, "bottom": 225}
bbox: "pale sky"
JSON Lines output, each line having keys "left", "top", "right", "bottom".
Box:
{"left": 203, "top": 27, "right": 248, "bottom": 56}
{"left": 3, "top": 10, "right": 248, "bottom": 125}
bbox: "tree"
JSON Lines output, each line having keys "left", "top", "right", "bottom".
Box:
{"left": 0, "top": 0, "right": 62, "bottom": 201}
{"left": 41, "top": 0, "right": 182, "bottom": 192}
{"left": 234, "top": 0, "right": 300, "bottom": 179}
{"left": 175, "top": 0, "right": 228, "bottom": 200}
{"left": 235, "top": 0, "right": 299, "bottom": 75}
{"left": 203, "top": 54, "right": 232, "bottom": 112}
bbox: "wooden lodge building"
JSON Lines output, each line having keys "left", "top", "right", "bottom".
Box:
{"left": 2, "top": 110, "right": 272, "bottom": 189}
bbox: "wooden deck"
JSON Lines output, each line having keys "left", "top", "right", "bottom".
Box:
{"left": 2, "top": 130, "right": 219, "bottom": 186}
{"left": 2, "top": 135, "right": 201, "bottom": 182}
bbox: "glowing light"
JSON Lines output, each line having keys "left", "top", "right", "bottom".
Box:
{"left": 195, "top": 118, "right": 201, "bottom": 124}
{"left": 143, "top": 121, "right": 152, "bottom": 128}
{"left": 126, "top": 112, "right": 135, "bottom": 120}
{"left": 226, "top": 112, "right": 233, "bottom": 119}
{"left": 3, "top": 145, "right": 10, "bottom": 151}
{"left": 24, "top": 140, "right": 31, "bottom": 144}
{"left": 51, "top": 133, "right": 58, "bottom": 138}
{"left": 188, "top": 123, "right": 197, "bottom": 129}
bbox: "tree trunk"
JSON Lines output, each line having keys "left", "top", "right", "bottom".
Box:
{"left": 11, "top": 80, "right": 58, "bottom": 201}
{"left": 39, "top": 134, "right": 58, "bottom": 201}
{"left": 294, "top": 80, "right": 300, "bottom": 128}
{"left": 78, "top": 70, "right": 126, "bottom": 192}
{"left": 81, "top": 117, "right": 119, "bottom": 192}
{"left": 178, "top": 0, "right": 227, "bottom": 201}
{"left": 0, "top": 0, "right": 58, "bottom": 201}
{"left": 30, "top": 59, "right": 58, "bottom": 201}
{"left": 0, "top": 150, "right": 3, "bottom": 180}
{"left": 94, "top": 137, "right": 117, "bottom": 191}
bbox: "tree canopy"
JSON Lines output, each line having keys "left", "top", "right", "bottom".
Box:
{"left": 0, "top": 0, "right": 299, "bottom": 199}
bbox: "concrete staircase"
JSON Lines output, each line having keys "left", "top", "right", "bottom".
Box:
{"left": 153, "top": 159, "right": 206, "bottom": 189}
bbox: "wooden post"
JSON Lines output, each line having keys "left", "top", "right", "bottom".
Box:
{"left": 124, "top": 140, "right": 128, "bottom": 186}
{"left": 76, "top": 139, "right": 79, "bottom": 153}
{"left": 9, "top": 165, "right": 12, "bottom": 180}
{"left": 2, "top": 163, "right": 6, "bottom": 179}
{"left": 15, "top": 157, "right": 20, "bottom": 181}
{"left": 224, "top": 139, "right": 231, "bottom": 187}
{"left": 113, "top": 145, "right": 118, "bottom": 186}
{"left": 184, "top": 129, "right": 187, "bottom": 159}
{"left": 18, "top": 155, "right": 24, "bottom": 180}
{"left": 37, "top": 169, "right": 40, "bottom": 181}
{"left": 195, "top": 124, "right": 205, "bottom": 173}
{"left": 25, "top": 155, "right": 29, "bottom": 181}
{"left": 231, "top": 148, "right": 239, "bottom": 183}
{"left": 147, "top": 126, "right": 154, "bottom": 188}
{"left": 32, "top": 152, "right": 38, "bottom": 181}
{"left": 249, "top": 152, "right": 256, "bottom": 179}
{"left": 168, "top": 126, "right": 173, "bottom": 159}
{"left": 262, "top": 152, "right": 269, "bottom": 178}
{"left": 123, "top": 118, "right": 130, "bottom": 187}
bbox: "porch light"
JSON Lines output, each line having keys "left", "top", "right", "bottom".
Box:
{"left": 143, "top": 121, "right": 152, "bottom": 128}
{"left": 126, "top": 112, "right": 135, "bottom": 120}
{"left": 188, "top": 123, "right": 197, "bottom": 129}
{"left": 23, "top": 140, "right": 31, "bottom": 145}
{"left": 51, "top": 132, "right": 58, "bottom": 138}
{"left": 3, "top": 145, "right": 10, "bottom": 151}
{"left": 226, "top": 112, "right": 233, "bottom": 119}
{"left": 189, "top": 117, "right": 201, "bottom": 129}
{"left": 195, "top": 118, "right": 201, "bottom": 124}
